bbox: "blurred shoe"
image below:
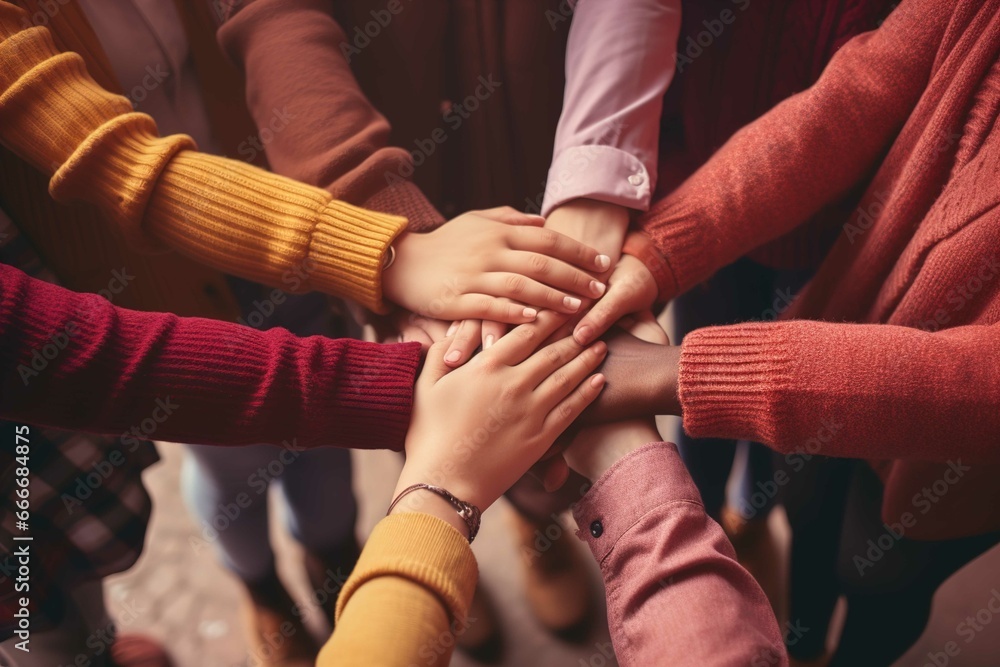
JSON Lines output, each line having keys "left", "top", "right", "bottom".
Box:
{"left": 109, "top": 634, "right": 172, "bottom": 667}
{"left": 456, "top": 583, "right": 504, "bottom": 662}
{"left": 303, "top": 537, "right": 361, "bottom": 627}
{"left": 511, "top": 511, "right": 593, "bottom": 637}
{"left": 721, "top": 505, "right": 771, "bottom": 549}
{"left": 242, "top": 572, "right": 318, "bottom": 667}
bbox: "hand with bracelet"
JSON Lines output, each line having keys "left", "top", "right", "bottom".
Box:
{"left": 387, "top": 310, "right": 609, "bottom": 539}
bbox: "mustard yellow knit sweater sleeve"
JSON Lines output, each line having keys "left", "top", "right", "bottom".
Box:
{"left": 319, "top": 513, "right": 478, "bottom": 667}
{"left": 0, "top": 3, "right": 407, "bottom": 313}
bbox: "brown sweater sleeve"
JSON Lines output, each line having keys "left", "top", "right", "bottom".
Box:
{"left": 217, "top": 0, "right": 445, "bottom": 231}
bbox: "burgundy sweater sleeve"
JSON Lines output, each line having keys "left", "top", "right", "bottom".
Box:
{"left": 680, "top": 320, "right": 1000, "bottom": 463}
{"left": 639, "top": 0, "right": 950, "bottom": 298}
{"left": 0, "top": 263, "right": 420, "bottom": 449}
{"left": 217, "top": 0, "right": 444, "bottom": 231}
{"left": 573, "top": 443, "right": 786, "bottom": 667}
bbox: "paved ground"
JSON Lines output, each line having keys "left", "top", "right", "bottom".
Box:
{"left": 106, "top": 425, "right": 1000, "bottom": 666}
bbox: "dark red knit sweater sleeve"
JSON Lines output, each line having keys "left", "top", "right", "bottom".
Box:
{"left": 679, "top": 320, "right": 1000, "bottom": 464}
{"left": 0, "top": 263, "right": 420, "bottom": 449}
{"left": 217, "top": 0, "right": 445, "bottom": 231}
{"left": 640, "top": 0, "right": 950, "bottom": 298}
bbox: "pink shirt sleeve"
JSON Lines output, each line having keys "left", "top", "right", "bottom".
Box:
{"left": 542, "top": 0, "right": 681, "bottom": 216}
{"left": 572, "top": 442, "right": 787, "bottom": 667}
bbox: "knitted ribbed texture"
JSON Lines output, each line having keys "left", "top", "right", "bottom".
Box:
{"left": 324, "top": 513, "right": 477, "bottom": 666}
{"left": 679, "top": 324, "right": 794, "bottom": 448}
{"left": 0, "top": 263, "right": 421, "bottom": 450}
{"left": 657, "top": 0, "right": 1000, "bottom": 539}
{"left": 0, "top": 9, "right": 408, "bottom": 312}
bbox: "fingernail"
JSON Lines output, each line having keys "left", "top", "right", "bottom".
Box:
{"left": 590, "top": 374, "right": 606, "bottom": 388}
{"left": 592, "top": 341, "right": 607, "bottom": 355}
{"left": 445, "top": 350, "right": 461, "bottom": 363}
{"left": 446, "top": 322, "right": 458, "bottom": 337}
{"left": 523, "top": 307, "right": 538, "bottom": 319}
{"left": 596, "top": 255, "right": 611, "bottom": 271}
{"left": 484, "top": 334, "right": 495, "bottom": 349}
{"left": 591, "top": 280, "right": 606, "bottom": 296}
{"left": 563, "top": 296, "right": 582, "bottom": 312}
{"left": 576, "top": 325, "right": 593, "bottom": 344}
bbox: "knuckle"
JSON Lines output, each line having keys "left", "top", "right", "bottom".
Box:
{"left": 544, "top": 344, "right": 564, "bottom": 365}
{"left": 529, "top": 254, "right": 550, "bottom": 274}
{"left": 539, "top": 229, "right": 559, "bottom": 251}
{"left": 556, "top": 402, "right": 576, "bottom": 422}
{"left": 475, "top": 296, "right": 495, "bottom": 316}
{"left": 505, "top": 274, "right": 527, "bottom": 296}
{"left": 518, "top": 325, "right": 538, "bottom": 344}
{"left": 551, "top": 370, "right": 573, "bottom": 390}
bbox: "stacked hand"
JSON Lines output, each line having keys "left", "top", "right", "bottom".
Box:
{"left": 390, "top": 312, "right": 609, "bottom": 536}
{"left": 383, "top": 200, "right": 682, "bottom": 529}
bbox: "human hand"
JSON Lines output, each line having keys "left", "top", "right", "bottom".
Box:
{"left": 392, "top": 312, "right": 608, "bottom": 523}
{"left": 434, "top": 200, "right": 630, "bottom": 367}
{"left": 383, "top": 207, "right": 610, "bottom": 324}
{"left": 536, "top": 311, "right": 671, "bottom": 490}
{"left": 581, "top": 325, "right": 680, "bottom": 424}
{"left": 572, "top": 253, "right": 659, "bottom": 346}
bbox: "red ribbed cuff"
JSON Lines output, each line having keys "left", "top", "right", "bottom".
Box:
{"left": 638, "top": 196, "right": 714, "bottom": 297}
{"left": 678, "top": 323, "right": 793, "bottom": 444}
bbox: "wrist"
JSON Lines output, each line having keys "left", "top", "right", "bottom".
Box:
{"left": 546, "top": 199, "right": 629, "bottom": 262}
{"left": 571, "top": 421, "right": 662, "bottom": 482}
{"left": 388, "top": 483, "right": 472, "bottom": 540}
{"left": 381, "top": 230, "right": 416, "bottom": 306}
{"left": 654, "top": 344, "right": 682, "bottom": 415}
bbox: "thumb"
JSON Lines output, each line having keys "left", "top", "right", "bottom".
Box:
{"left": 477, "top": 206, "right": 546, "bottom": 227}
{"left": 420, "top": 339, "right": 453, "bottom": 383}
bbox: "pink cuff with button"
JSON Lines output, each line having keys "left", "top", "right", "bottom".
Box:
{"left": 541, "top": 145, "right": 653, "bottom": 217}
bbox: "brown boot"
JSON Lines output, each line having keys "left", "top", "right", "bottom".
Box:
{"left": 511, "top": 511, "right": 593, "bottom": 636}
{"left": 109, "top": 634, "right": 173, "bottom": 667}
{"left": 456, "top": 583, "right": 503, "bottom": 662}
{"left": 302, "top": 538, "right": 361, "bottom": 628}
{"left": 241, "top": 572, "right": 319, "bottom": 667}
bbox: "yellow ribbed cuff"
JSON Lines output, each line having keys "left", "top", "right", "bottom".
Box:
{"left": 310, "top": 200, "right": 408, "bottom": 313}
{"left": 336, "top": 513, "right": 478, "bottom": 625}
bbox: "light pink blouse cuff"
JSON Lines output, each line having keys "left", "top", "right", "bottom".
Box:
{"left": 542, "top": 145, "right": 653, "bottom": 216}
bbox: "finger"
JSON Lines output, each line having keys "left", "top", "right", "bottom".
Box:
{"left": 541, "top": 457, "right": 570, "bottom": 493}
{"left": 476, "top": 206, "right": 546, "bottom": 227}
{"left": 474, "top": 273, "right": 585, "bottom": 314}
{"left": 419, "top": 339, "right": 452, "bottom": 384}
{"left": 541, "top": 373, "right": 606, "bottom": 436}
{"left": 447, "top": 294, "right": 540, "bottom": 324}
{"left": 573, "top": 280, "right": 645, "bottom": 345}
{"left": 519, "top": 334, "right": 596, "bottom": 388}
{"left": 443, "top": 319, "right": 482, "bottom": 367}
{"left": 509, "top": 226, "right": 610, "bottom": 272}
{"left": 503, "top": 251, "right": 607, "bottom": 299}
{"left": 535, "top": 340, "right": 608, "bottom": 409}
{"left": 481, "top": 320, "right": 508, "bottom": 350}
{"left": 484, "top": 310, "right": 567, "bottom": 366}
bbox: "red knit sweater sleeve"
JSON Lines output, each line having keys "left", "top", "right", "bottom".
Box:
{"left": 639, "top": 0, "right": 951, "bottom": 298}
{"left": 217, "top": 0, "right": 445, "bottom": 231}
{"left": 0, "top": 263, "right": 420, "bottom": 449}
{"left": 679, "top": 320, "right": 1000, "bottom": 463}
